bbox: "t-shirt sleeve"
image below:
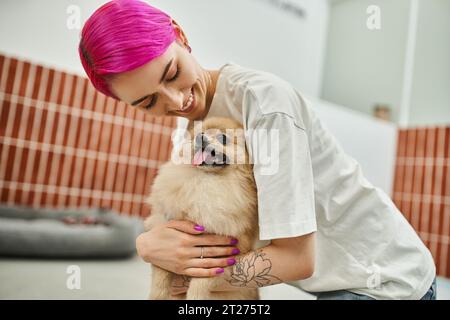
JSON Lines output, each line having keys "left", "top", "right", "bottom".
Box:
{"left": 247, "top": 112, "right": 317, "bottom": 240}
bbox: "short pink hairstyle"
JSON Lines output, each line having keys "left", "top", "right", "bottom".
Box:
{"left": 79, "top": 0, "right": 189, "bottom": 99}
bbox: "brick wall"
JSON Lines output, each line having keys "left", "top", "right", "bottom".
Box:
{"left": 0, "top": 54, "right": 176, "bottom": 217}
{"left": 393, "top": 127, "right": 449, "bottom": 277}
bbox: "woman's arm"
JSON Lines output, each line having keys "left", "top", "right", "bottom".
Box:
{"left": 168, "top": 231, "right": 315, "bottom": 296}
{"left": 210, "top": 232, "right": 316, "bottom": 292}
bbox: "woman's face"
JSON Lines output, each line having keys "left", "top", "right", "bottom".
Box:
{"left": 109, "top": 40, "right": 217, "bottom": 121}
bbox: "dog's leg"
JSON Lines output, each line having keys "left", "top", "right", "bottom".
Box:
{"left": 187, "top": 277, "right": 240, "bottom": 300}
{"left": 148, "top": 265, "right": 173, "bottom": 300}
{"left": 186, "top": 278, "right": 215, "bottom": 300}
{"left": 187, "top": 277, "right": 260, "bottom": 300}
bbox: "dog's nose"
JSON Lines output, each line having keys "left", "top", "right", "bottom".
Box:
{"left": 195, "top": 133, "right": 209, "bottom": 150}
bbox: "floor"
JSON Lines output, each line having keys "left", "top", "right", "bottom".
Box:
{"left": 0, "top": 255, "right": 448, "bottom": 300}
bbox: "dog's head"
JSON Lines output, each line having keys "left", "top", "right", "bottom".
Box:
{"left": 185, "top": 117, "right": 249, "bottom": 173}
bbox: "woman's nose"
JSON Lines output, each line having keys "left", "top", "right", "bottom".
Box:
{"left": 162, "top": 87, "right": 184, "bottom": 112}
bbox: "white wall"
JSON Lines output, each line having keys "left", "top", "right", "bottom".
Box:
{"left": 309, "top": 97, "right": 397, "bottom": 195}
{"left": 321, "top": 0, "right": 450, "bottom": 127}
{"left": 0, "top": 0, "right": 105, "bottom": 76}
{"left": 321, "top": 0, "right": 411, "bottom": 123}
{"left": 409, "top": 0, "right": 450, "bottom": 126}
{"left": 0, "top": 0, "right": 329, "bottom": 97}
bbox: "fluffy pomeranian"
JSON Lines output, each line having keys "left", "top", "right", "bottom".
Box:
{"left": 144, "top": 117, "right": 260, "bottom": 300}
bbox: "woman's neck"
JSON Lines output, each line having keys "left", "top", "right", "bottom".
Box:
{"left": 201, "top": 69, "right": 220, "bottom": 120}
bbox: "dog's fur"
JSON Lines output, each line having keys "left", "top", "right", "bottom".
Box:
{"left": 144, "top": 117, "right": 259, "bottom": 300}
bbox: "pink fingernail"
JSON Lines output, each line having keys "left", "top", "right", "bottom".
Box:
{"left": 232, "top": 248, "right": 240, "bottom": 255}
{"left": 194, "top": 224, "right": 205, "bottom": 231}
{"left": 216, "top": 268, "right": 224, "bottom": 274}
{"left": 227, "top": 258, "right": 236, "bottom": 266}
{"left": 230, "top": 238, "right": 238, "bottom": 245}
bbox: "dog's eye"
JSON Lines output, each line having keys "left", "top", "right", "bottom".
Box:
{"left": 216, "top": 133, "right": 229, "bottom": 145}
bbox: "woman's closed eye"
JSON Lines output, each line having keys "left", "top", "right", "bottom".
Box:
{"left": 143, "top": 65, "right": 181, "bottom": 110}
{"left": 167, "top": 65, "right": 181, "bottom": 82}
{"left": 144, "top": 95, "right": 157, "bottom": 110}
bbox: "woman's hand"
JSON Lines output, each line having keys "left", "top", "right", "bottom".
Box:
{"left": 136, "top": 219, "right": 240, "bottom": 277}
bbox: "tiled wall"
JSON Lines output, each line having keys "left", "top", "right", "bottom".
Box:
{"left": 0, "top": 54, "right": 177, "bottom": 217}
{"left": 393, "top": 127, "right": 450, "bottom": 277}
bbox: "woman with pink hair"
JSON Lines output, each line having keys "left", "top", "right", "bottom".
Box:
{"left": 79, "top": 0, "right": 436, "bottom": 300}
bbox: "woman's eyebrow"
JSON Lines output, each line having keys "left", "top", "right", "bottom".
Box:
{"left": 130, "top": 58, "right": 174, "bottom": 106}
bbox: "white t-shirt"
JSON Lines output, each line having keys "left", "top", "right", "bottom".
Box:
{"left": 172, "top": 62, "right": 436, "bottom": 300}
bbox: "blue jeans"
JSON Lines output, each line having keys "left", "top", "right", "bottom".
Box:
{"left": 315, "top": 278, "right": 437, "bottom": 300}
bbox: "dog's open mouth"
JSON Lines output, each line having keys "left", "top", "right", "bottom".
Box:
{"left": 192, "top": 149, "right": 230, "bottom": 167}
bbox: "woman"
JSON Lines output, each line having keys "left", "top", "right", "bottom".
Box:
{"left": 79, "top": 0, "right": 436, "bottom": 300}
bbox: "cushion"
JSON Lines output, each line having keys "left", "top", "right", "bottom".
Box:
{"left": 0, "top": 205, "right": 144, "bottom": 258}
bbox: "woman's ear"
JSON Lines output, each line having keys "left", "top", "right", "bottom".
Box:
{"left": 171, "top": 18, "right": 192, "bottom": 53}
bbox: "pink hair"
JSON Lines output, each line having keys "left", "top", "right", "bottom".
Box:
{"left": 79, "top": 0, "right": 187, "bottom": 99}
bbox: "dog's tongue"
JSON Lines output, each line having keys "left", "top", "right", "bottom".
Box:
{"left": 192, "top": 150, "right": 207, "bottom": 166}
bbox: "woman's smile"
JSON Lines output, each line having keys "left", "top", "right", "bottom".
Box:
{"left": 178, "top": 86, "right": 196, "bottom": 114}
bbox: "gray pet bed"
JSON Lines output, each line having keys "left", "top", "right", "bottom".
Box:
{"left": 0, "top": 205, "right": 144, "bottom": 258}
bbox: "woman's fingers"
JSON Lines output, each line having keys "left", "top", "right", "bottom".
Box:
{"left": 191, "top": 233, "right": 239, "bottom": 246}
{"left": 188, "top": 246, "right": 240, "bottom": 259}
{"left": 165, "top": 219, "right": 239, "bottom": 247}
{"left": 186, "top": 257, "right": 237, "bottom": 270}
{"left": 166, "top": 219, "right": 206, "bottom": 235}
{"left": 183, "top": 267, "right": 226, "bottom": 278}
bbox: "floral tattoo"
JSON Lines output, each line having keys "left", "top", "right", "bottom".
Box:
{"left": 171, "top": 275, "right": 191, "bottom": 289}
{"left": 228, "top": 250, "right": 283, "bottom": 287}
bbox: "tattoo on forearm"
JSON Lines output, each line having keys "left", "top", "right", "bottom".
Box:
{"left": 172, "top": 275, "right": 191, "bottom": 289}
{"left": 227, "top": 250, "right": 283, "bottom": 288}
